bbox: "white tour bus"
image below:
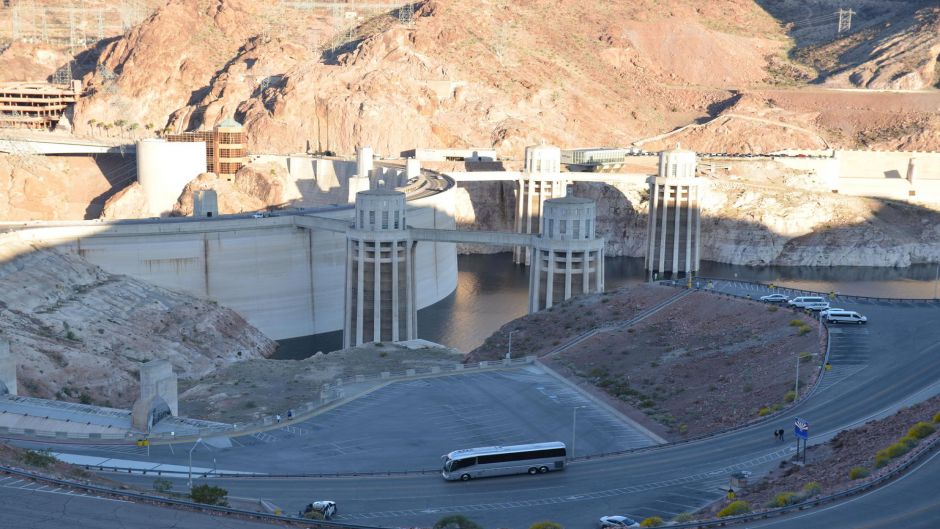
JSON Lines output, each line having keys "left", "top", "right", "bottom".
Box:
{"left": 441, "top": 442, "right": 567, "bottom": 481}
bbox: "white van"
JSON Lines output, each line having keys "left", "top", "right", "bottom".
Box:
{"left": 788, "top": 296, "right": 826, "bottom": 308}
{"left": 825, "top": 310, "right": 867, "bottom": 324}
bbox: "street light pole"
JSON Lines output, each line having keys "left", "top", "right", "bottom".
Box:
{"left": 795, "top": 355, "right": 800, "bottom": 398}
{"left": 188, "top": 437, "right": 203, "bottom": 489}
{"left": 507, "top": 330, "right": 516, "bottom": 360}
{"left": 571, "top": 406, "right": 585, "bottom": 459}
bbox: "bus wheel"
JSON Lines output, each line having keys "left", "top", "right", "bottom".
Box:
{"left": 528, "top": 467, "right": 538, "bottom": 475}
{"left": 538, "top": 466, "right": 549, "bottom": 473}
{"left": 460, "top": 474, "right": 471, "bottom": 481}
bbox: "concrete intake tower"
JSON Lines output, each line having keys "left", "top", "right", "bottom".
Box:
{"left": 529, "top": 196, "right": 605, "bottom": 311}
{"left": 645, "top": 145, "right": 703, "bottom": 279}
{"left": 344, "top": 190, "right": 417, "bottom": 348}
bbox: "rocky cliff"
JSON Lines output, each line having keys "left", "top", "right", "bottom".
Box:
{"left": 0, "top": 235, "right": 276, "bottom": 406}
{"left": 454, "top": 167, "right": 940, "bottom": 267}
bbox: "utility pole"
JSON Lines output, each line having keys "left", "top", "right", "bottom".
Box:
{"left": 837, "top": 8, "right": 855, "bottom": 35}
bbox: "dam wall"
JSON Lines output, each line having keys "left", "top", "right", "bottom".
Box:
{"left": 11, "top": 188, "right": 459, "bottom": 340}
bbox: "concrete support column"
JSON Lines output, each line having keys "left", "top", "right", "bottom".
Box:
{"left": 356, "top": 146, "right": 374, "bottom": 180}
{"left": 343, "top": 239, "right": 354, "bottom": 349}
{"left": 545, "top": 250, "right": 555, "bottom": 308}
{"left": 373, "top": 241, "right": 382, "bottom": 341}
{"left": 355, "top": 240, "right": 365, "bottom": 345}
{"left": 0, "top": 341, "right": 16, "bottom": 396}
{"left": 564, "top": 250, "right": 573, "bottom": 299}
{"left": 658, "top": 184, "right": 669, "bottom": 276}
{"left": 391, "top": 242, "right": 400, "bottom": 342}
{"left": 528, "top": 247, "right": 541, "bottom": 312}
{"left": 406, "top": 158, "right": 421, "bottom": 181}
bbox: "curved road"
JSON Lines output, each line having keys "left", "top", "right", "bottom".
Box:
{"left": 14, "top": 282, "right": 940, "bottom": 528}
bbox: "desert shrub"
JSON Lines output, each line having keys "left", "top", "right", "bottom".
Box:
{"left": 799, "top": 351, "right": 813, "bottom": 362}
{"left": 640, "top": 516, "right": 663, "bottom": 527}
{"left": 789, "top": 319, "right": 804, "bottom": 327}
{"left": 908, "top": 421, "right": 936, "bottom": 439}
{"left": 874, "top": 449, "right": 891, "bottom": 468}
{"left": 717, "top": 500, "right": 750, "bottom": 517}
{"left": 434, "top": 515, "right": 483, "bottom": 529}
{"left": 848, "top": 466, "right": 869, "bottom": 480}
{"left": 190, "top": 484, "right": 228, "bottom": 506}
{"left": 899, "top": 434, "right": 919, "bottom": 448}
{"left": 529, "top": 522, "right": 563, "bottom": 529}
{"left": 933, "top": 411, "right": 940, "bottom": 423}
{"left": 672, "top": 513, "right": 693, "bottom": 523}
{"left": 768, "top": 305, "right": 778, "bottom": 312}
{"left": 772, "top": 492, "right": 797, "bottom": 507}
{"left": 152, "top": 478, "right": 172, "bottom": 493}
{"left": 303, "top": 509, "right": 325, "bottom": 520}
{"left": 797, "top": 326, "right": 811, "bottom": 336}
{"left": 758, "top": 406, "right": 771, "bottom": 416}
{"left": 885, "top": 441, "right": 911, "bottom": 459}
{"left": 23, "top": 449, "right": 56, "bottom": 468}
{"left": 784, "top": 390, "right": 796, "bottom": 403}
{"left": 801, "top": 482, "right": 821, "bottom": 497}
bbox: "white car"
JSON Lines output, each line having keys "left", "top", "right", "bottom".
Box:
{"left": 803, "top": 301, "right": 830, "bottom": 312}
{"left": 819, "top": 308, "right": 845, "bottom": 317}
{"left": 599, "top": 515, "right": 640, "bottom": 528}
{"left": 251, "top": 213, "right": 264, "bottom": 218}
{"left": 303, "top": 500, "right": 337, "bottom": 519}
{"left": 760, "top": 293, "right": 788, "bottom": 303}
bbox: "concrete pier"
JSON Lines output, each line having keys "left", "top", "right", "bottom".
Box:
{"left": 514, "top": 144, "right": 567, "bottom": 265}
{"left": 0, "top": 341, "right": 16, "bottom": 396}
{"left": 131, "top": 360, "right": 178, "bottom": 431}
{"left": 645, "top": 145, "right": 703, "bottom": 279}
{"left": 529, "top": 196, "right": 605, "bottom": 312}
{"left": 344, "top": 190, "right": 417, "bottom": 347}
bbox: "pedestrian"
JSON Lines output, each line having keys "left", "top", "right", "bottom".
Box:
{"left": 287, "top": 409, "right": 293, "bottom": 420}
{"left": 276, "top": 414, "right": 281, "bottom": 423}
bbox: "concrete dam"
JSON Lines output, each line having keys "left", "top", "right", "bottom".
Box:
{"left": 5, "top": 189, "right": 459, "bottom": 341}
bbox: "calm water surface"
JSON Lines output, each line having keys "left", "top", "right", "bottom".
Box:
{"left": 276, "top": 253, "right": 940, "bottom": 358}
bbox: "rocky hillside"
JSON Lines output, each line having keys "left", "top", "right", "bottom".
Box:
{"left": 67, "top": 0, "right": 791, "bottom": 155}
{"left": 0, "top": 234, "right": 276, "bottom": 407}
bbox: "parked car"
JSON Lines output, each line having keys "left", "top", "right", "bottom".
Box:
{"left": 819, "top": 308, "right": 845, "bottom": 317}
{"left": 251, "top": 213, "right": 264, "bottom": 218}
{"left": 760, "top": 293, "right": 788, "bottom": 303}
{"left": 788, "top": 296, "right": 826, "bottom": 307}
{"left": 803, "top": 301, "right": 831, "bottom": 312}
{"left": 600, "top": 515, "right": 640, "bottom": 528}
{"left": 825, "top": 310, "right": 867, "bottom": 324}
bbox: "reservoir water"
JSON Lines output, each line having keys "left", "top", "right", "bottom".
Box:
{"left": 275, "top": 253, "right": 940, "bottom": 358}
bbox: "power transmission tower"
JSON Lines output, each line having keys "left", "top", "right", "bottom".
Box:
{"left": 836, "top": 8, "right": 855, "bottom": 35}
{"left": 398, "top": 3, "right": 414, "bottom": 26}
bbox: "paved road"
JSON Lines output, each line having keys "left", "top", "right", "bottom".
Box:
{"left": 18, "top": 282, "right": 940, "bottom": 528}
{"left": 0, "top": 476, "right": 276, "bottom": 529}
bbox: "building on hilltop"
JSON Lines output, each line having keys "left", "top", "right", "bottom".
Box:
{"left": 165, "top": 118, "right": 247, "bottom": 180}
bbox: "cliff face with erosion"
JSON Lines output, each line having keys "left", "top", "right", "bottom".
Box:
{"left": 455, "top": 166, "right": 940, "bottom": 267}
{"left": 0, "top": 236, "right": 276, "bottom": 406}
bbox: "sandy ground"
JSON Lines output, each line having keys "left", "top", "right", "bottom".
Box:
{"left": 178, "top": 342, "right": 464, "bottom": 423}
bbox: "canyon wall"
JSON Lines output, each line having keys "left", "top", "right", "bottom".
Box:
{"left": 452, "top": 176, "right": 940, "bottom": 267}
